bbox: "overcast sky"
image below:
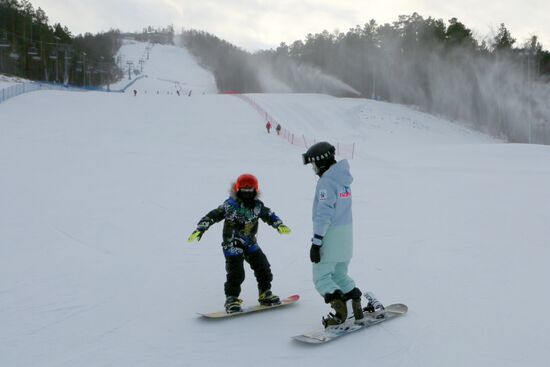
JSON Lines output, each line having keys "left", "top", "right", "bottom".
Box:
{"left": 31, "top": 0, "right": 550, "bottom": 51}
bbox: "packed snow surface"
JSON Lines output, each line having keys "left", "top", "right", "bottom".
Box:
{"left": 0, "top": 74, "right": 25, "bottom": 89}
{"left": 109, "top": 39, "right": 217, "bottom": 95}
{"left": 1, "top": 42, "right": 550, "bottom": 367}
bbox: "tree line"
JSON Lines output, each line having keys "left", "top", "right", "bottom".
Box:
{"left": 179, "top": 14, "right": 550, "bottom": 144}
{"left": 0, "top": 0, "right": 122, "bottom": 87}
{"left": 131, "top": 25, "right": 175, "bottom": 45}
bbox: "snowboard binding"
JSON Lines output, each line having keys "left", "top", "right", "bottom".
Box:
{"left": 322, "top": 312, "right": 346, "bottom": 328}
{"left": 225, "top": 296, "right": 243, "bottom": 314}
{"left": 258, "top": 290, "right": 281, "bottom": 306}
{"left": 363, "top": 291, "right": 385, "bottom": 319}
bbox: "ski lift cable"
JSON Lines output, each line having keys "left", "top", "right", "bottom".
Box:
{"left": 0, "top": 26, "right": 113, "bottom": 67}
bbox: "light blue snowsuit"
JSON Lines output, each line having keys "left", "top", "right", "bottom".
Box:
{"left": 311, "top": 159, "right": 356, "bottom": 296}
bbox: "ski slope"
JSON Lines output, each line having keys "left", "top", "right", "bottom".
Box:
{"left": 1, "top": 42, "right": 550, "bottom": 367}
{"left": 109, "top": 39, "right": 217, "bottom": 95}
{"left": 0, "top": 74, "right": 23, "bottom": 89}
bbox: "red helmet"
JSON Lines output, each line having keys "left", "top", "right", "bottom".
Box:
{"left": 235, "top": 173, "right": 259, "bottom": 192}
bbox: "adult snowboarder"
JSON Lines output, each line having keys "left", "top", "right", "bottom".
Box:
{"left": 302, "top": 142, "right": 365, "bottom": 327}
{"left": 187, "top": 173, "right": 292, "bottom": 313}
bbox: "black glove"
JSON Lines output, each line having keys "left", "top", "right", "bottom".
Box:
{"left": 310, "top": 244, "right": 321, "bottom": 263}
{"left": 197, "top": 220, "right": 211, "bottom": 232}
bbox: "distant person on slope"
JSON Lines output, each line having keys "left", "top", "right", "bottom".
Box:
{"left": 276, "top": 123, "right": 281, "bottom": 135}
{"left": 302, "top": 142, "right": 371, "bottom": 327}
{"left": 187, "top": 173, "right": 292, "bottom": 313}
{"left": 266, "top": 121, "right": 272, "bottom": 133}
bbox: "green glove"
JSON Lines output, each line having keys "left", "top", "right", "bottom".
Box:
{"left": 277, "top": 224, "right": 291, "bottom": 234}
{"left": 187, "top": 229, "right": 204, "bottom": 243}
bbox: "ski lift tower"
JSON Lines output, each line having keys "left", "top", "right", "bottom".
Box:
{"left": 0, "top": 33, "right": 10, "bottom": 72}
{"left": 99, "top": 56, "right": 105, "bottom": 87}
{"left": 81, "top": 52, "right": 87, "bottom": 87}
{"left": 50, "top": 36, "right": 61, "bottom": 82}
{"left": 62, "top": 45, "right": 73, "bottom": 86}
{"left": 126, "top": 61, "right": 134, "bottom": 80}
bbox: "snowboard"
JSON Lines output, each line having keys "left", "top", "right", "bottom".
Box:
{"left": 199, "top": 294, "right": 300, "bottom": 319}
{"left": 292, "top": 303, "right": 408, "bottom": 344}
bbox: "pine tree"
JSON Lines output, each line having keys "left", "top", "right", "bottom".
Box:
{"left": 493, "top": 23, "right": 516, "bottom": 51}
{"left": 446, "top": 18, "right": 475, "bottom": 48}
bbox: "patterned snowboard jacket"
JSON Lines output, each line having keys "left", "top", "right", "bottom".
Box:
{"left": 196, "top": 192, "right": 283, "bottom": 256}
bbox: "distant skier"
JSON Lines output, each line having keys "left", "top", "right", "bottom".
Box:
{"left": 276, "top": 123, "right": 281, "bottom": 135}
{"left": 266, "top": 121, "right": 272, "bottom": 133}
{"left": 302, "top": 142, "right": 367, "bottom": 327}
{"left": 133, "top": 89, "right": 137, "bottom": 96}
{"left": 187, "top": 173, "right": 292, "bottom": 313}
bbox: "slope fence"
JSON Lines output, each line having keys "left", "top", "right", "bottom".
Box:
{"left": 232, "top": 93, "right": 355, "bottom": 159}
{"left": 0, "top": 81, "right": 121, "bottom": 105}
{"left": 116, "top": 75, "right": 148, "bottom": 92}
{"left": 1, "top": 82, "right": 79, "bottom": 104}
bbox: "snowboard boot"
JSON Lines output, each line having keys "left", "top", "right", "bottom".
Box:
{"left": 258, "top": 290, "right": 281, "bottom": 306}
{"left": 322, "top": 290, "right": 348, "bottom": 328}
{"left": 345, "top": 288, "right": 365, "bottom": 324}
{"left": 224, "top": 296, "right": 243, "bottom": 313}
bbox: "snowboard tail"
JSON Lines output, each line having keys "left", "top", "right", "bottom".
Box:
{"left": 199, "top": 294, "right": 300, "bottom": 319}
{"left": 292, "top": 303, "right": 407, "bottom": 344}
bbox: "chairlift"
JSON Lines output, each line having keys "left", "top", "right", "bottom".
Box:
{"left": 0, "top": 33, "right": 9, "bottom": 48}
{"left": 9, "top": 50, "right": 20, "bottom": 60}
{"left": 76, "top": 66, "right": 82, "bottom": 72}
{"left": 64, "top": 47, "right": 74, "bottom": 58}
{"left": 28, "top": 46, "right": 39, "bottom": 56}
{"left": 49, "top": 49, "right": 58, "bottom": 60}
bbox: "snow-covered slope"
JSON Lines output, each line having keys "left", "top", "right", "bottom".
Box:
{"left": 109, "top": 39, "right": 217, "bottom": 95}
{"left": 0, "top": 74, "right": 26, "bottom": 89}
{"left": 1, "top": 42, "right": 550, "bottom": 367}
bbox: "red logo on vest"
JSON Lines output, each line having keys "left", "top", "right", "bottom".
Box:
{"left": 339, "top": 187, "right": 351, "bottom": 198}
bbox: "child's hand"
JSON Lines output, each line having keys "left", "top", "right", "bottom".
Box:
{"left": 277, "top": 224, "right": 291, "bottom": 234}
{"left": 187, "top": 229, "right": 204, "bottom": 243}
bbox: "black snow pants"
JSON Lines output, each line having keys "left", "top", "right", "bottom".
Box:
{"left": 224, "top": 249, "right": 273, "bottom": 298}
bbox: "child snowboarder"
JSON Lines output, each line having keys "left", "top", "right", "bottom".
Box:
{"left": 302, "top": 142, "right": 368, "bottom": 327}
{"left": 188, "top": 173, "right": 291, "bottom": 313}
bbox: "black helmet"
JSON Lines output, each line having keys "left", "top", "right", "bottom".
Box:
{"left": 302, "top": 142, "right": 336, "bottom": 175}
{"left": 302, "top": 142, "right": 336, "bottom": 164}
